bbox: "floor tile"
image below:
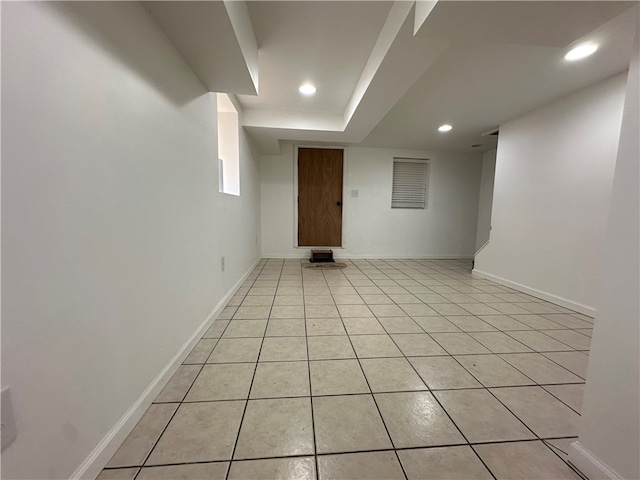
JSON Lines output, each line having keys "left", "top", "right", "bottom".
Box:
{"left": 307, "top": 336, "right": 355, "bottom": 360}
{"left": 444, "top": 316, "right": 494, "bottom": 332}
{"left": 375, "top": 391, "right": 465, "bottom": 448}
{"left": 459, "top": 303, "right": 502, "bottom": 316}
{"left": 389, "top": 293, "right": 422, "bottom": 304}
{"left": 306, "top": 317, "right": 347, "bottom": 336}
{"left": 274, "top": 295, "right": 304, "bottom": 306}
{"left": 185, "top": 363, "right": 255, "bottom": 401}
{"left": 506, "top": 330, "right": 574, "bottom": 352}
{"left": 97, "top": 469, "right": 139, "bottom": 480}
{"left": 541, "top": 351, "right": 589, "bottom": 378}
{"left": 468, "top": 332, "right": 532, "bottom": 353}
{"left": 106, "top": 404, "right": 178, "bottom": 467}
{"left": 313, "top": 394, "right": 392, "bottom": 454}
{"left": 265, "top": 318, "right": 306, "bottom": 337}
{"left": 137, "top": 463, "right": 228, "bottom": 480}
{"left": 541, "top": 329, "right": 591, "bottom": 350}
{"left": 146, "top": 401, "right": 244, "bottom": 464}
{"left": 491, "top": 386, "right": 581, "bottom": 438}
{"left": 250, "top": 361, "right": 310, "bottom": 399}
{"left": 330, "top": 286, "right": 358, "bottom": 295}
{"left": 360, "top": 357, "right": 427, "bottom": 392}
{"left": 412, "top": 316, "right": 462, "bottom": 333}
{"left": 234, "top": 398, "right": 314, "bottom": 459}
{"left": 377, "top": 316, "right": 423, "bottom": 333}
{"left": 455, "top": 354, "right": 534, "bottom": 387}
{"left": 277, "top": 286, "right": 304, "bottom": 296}
{"left": 208, "top": 338, "right": 262, "bottom": 363}
{"left": 500, "top": 353, "right": 584, "bottom": 384}
{"left": 183, "top": 339, "right": 217, "bottom": 364}
{"left": 391, "top": 333, "right": 447, "bottom": 356}
{"left": 361, "top": 294, "right": 394, "bottom": 304}
{"left": 398, "top": 446, "right": 493, "bottom": 480}
{"left": 241, "top": 295, "right": 274, "bottom": 306}
{"left": 332, "top": 294, "right": 365, "bottom": 305}
{"left": 306, "top": 304, "right": 340, "bottom": 318}
{"left": 310, "top": 359, "right": 370, "bottom": 395}
{"left": 544, "top": 384, "right": 585, "bottom": 413}
{"left": 429, "top": 304, "right": 471, "bottom": 316}
{"left": 154, "top": 365, "right": 200, "bottom": 403}
{"left": 508, "top": 314, "right": 565, "bottom": 330}
{"left": 337, "top": 304, "right": 374, "bottom": 317}
{"left": 218, "top": 306, "right": 238, "bottom": 320}
{"left": 399, "top": 304, "right": 440, "bottom": 316}
{"left": 474, "top": 441, "right": 581, "bottom": 479}
{"left": 342, "top": 317, "right": 386, "bottom": 335}
{"left": 233, "top": 306, "right": 271, "bottom": 319}
{"left": 478, "top": 315, "right": 532, "bottom": 331}
{"left": 222, "top": 320, "right": 267, "bottom": 338}
{"left": 260, "top": 337, "right": 307, "bottom": 361}
{"left": 430, "top": 333, "right": 491, "bottom": 355}
{"left": 369, "top": 304, "right": 406, "bottom": 317}
{"left": 409, "top": 356, "right": 482, "bottom": 390}
{"left": 434, "top": 389, "right": 535, "bottom": 443}
{"left": 318, "top": 451, "right": 404, "bottom": 480}
{"left": 304, "top": 295, "right": 335, "bottom": 306}
{"left": 270, "top": 305, "right": 305, "bottom": 319}
{"left": 489, "top": 303, "right": 532, "bottom": 315}
{"left": 203, "top": 320, "right": 230, "bottom": 338}
{"left": 229, "top": 457, "right": 315, "bottom": 480}
{"left": 350, "top": 335, "right": 403, "bottom": 358}
{"left": 542, "top": 314, "right": 594, "bottom": 329}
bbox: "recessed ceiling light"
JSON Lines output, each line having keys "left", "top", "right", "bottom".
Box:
{"left": 438, "top": 124, "right": 453, "bottom": 132}
{"left": 564, "top": 43, "right": 598, "bottom": 61}
{"left": 299, "top": 84, "right": 317, "bottom": 95}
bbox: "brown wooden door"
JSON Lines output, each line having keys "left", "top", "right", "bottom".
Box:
{"left": 298, "top": 148, "right": 343, "bottom": 246}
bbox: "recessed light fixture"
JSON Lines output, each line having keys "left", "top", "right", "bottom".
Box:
{"left": 438, "top": 124, "right": 453, "bottom": 132}
{"left": 299, "top": 84, "right": 317, "bottom": 95}
{"left": 564, "top": 42, "right": 598, "bottom": 61}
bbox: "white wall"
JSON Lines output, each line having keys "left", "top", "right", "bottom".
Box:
{"left": 474, "top": 149, "right": 496, "bottom": 252}
{"left": 261, "top": 145, "right": 482, "bottom": 258}
{"left": 473, "top": 73, "right": 627, "bottom": 314}
{"left": 570, "top": 27, "right": 639, "bottom": 480}
{"left": 1, "top": 3, "right": 260, "bottom": 479}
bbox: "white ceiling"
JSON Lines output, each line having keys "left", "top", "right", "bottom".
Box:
{"left": 145, "top": 1, "right": 638, "bottom": 155}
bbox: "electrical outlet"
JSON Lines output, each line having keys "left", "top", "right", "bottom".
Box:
{"left": 2, "top": 386, "right": 17, "bottom": 451}
{"left": 220, "top": 256, "right": 225, "bottom": 272}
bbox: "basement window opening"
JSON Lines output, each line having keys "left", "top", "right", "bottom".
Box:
{"left": 391, "top": 158, "right": 429, "bottom": 209}
{"left": 217, "top": 93, "right": 240, "bottom": 196}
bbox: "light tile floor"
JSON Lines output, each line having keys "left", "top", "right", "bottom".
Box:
{"left": 99, "top": 259, "right": 592, "bottom": 479}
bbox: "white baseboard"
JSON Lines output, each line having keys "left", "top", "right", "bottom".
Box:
{"left": 261, "top": 253, "right": 475, "bottom": 260}
{"left": 568, "top": 441, "right": 623, "bottom": 480}
{"left": 71, "top": 257, "right": 261, "bottom": 480}
{"left": 471, "top": 268, "right": 596, "bottom": 316}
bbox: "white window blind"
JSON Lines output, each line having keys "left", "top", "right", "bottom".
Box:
{"left": 391, "top": 158, "right": 429, "bottom": 209}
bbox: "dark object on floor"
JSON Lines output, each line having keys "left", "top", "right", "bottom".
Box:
{"left": 310, "top": 249, "right": 334, "bottom": 263}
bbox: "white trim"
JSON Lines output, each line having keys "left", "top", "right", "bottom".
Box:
{"left": 70, "top": 257, "right": 261, "bottom": 480}
{"left": 474, "top": 239, "right": 490, "bottom": 257}
{"left": 261, "top": 253, "right": 474, "bottom": 260}
{"left": 293, "top": 145, "right": 347, "bottom": 249}
{"left": 568, "top": 441, "right": 623, "bottom": 480}
{"left": 472, "top": 268, "right": 596, "bottom": 316}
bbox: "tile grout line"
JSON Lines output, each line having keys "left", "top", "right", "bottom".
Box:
{"left": 224, "top": 263, "right": 280, "bottom": 479}
{"left": 301, "top": 263, "right": 320, "bottom": 480}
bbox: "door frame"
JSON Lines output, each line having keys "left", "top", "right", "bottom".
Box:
{"left": 293, "top": 145, "right": 348, "bottom": 249}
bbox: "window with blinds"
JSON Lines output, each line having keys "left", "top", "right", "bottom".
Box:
{"left": 391, "top": 158, "right": 429, "bottom": 209}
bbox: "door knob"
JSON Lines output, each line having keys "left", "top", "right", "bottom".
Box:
{"left": 336, "top": 201, "right": 342, "bottom": 206}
